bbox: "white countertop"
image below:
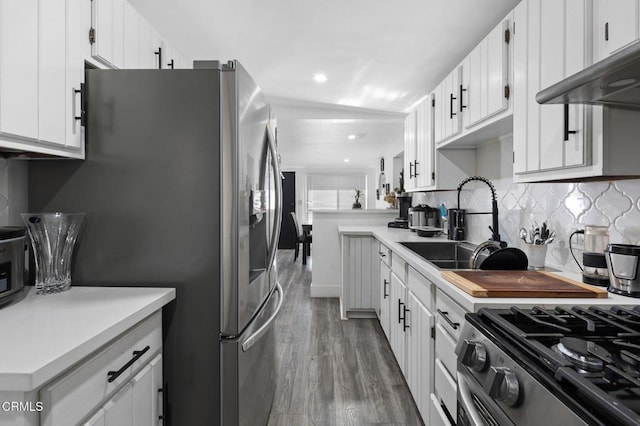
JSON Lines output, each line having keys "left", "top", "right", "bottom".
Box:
{"left": 0, "top": 286, "right": 175, "bottom": 392}
{"left": 338, "top": 226, "right": 640, "bottom": 311}
{"left": 312, "top": 209, "right": 398, "bottom": 214}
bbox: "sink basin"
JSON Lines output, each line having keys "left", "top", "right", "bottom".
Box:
{"left": 399, "top": 241, "right": 476, "bottom": 270}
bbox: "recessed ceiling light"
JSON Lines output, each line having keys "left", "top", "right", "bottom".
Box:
{"left": 313, "top": 73, "right": 327, "bottom": 83}
{"left": 344, "top": 158, "right": 350, "bottom": 163}
{"left": 348, "top": 134, "right": 357, "bottom": 140}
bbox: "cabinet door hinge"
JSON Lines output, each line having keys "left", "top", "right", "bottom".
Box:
{"left": 89, "top": 27, "right": 96, "bottom": 45}
{"left": 505, "top": 28, "right": 511, "bottom": 44}
{"left": 504, "top": 84, "right": 510, "bottom": 100}
{"left": 605, "top": 22, "right": 609, "bottom": 41}
{"left": 431, "top": 326, "right": 436, "bottom": 339}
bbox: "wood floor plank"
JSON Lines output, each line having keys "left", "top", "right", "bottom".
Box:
{"left": 269, "top": 250, "right": 423, "bottom": 426}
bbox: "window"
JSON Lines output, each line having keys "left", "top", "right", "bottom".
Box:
{"left": 306, "top": 174, "right": 367, "bottom": 223}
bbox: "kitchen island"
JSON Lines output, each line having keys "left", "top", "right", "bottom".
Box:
{"left": 310, "top": 209, "right": 397, "bottom": 297}
{"left": 0, "top": 286, "right": 175, "bottom": 426}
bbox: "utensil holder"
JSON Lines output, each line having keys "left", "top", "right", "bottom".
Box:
{"left": 523, "top": 244, "right": 547, "bottom": 270}
{"left": 21, "top": 212, "right": 85, "bottom": 294}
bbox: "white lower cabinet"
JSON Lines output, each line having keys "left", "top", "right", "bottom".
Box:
{"left": 389, "top": 272, "right": 407, "bottom": 374}
{"left": 40, "top": 312, "right": 163, "bottom": 426}
{"left": 429, "top": 393, "right": 452, "bottom": 426}
{"left": 341, "top": 235, "right": 377, "bottom": 318}
{"left": 405, "top": 290, "right": 434, "bottom": 422}
{"left": 386, "top": 255, "right": 436, "bottom": 424}
{"left": 379, "top": 259, "right": 391, "bottom": 339}
{"left": 432, "top": 288, "right": 468, "bottom": 425}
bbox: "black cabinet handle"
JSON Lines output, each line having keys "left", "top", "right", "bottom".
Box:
{"left": 378, "top": 251, "right": 386, "bottom": 258}
{"left": 450, "top": 93, "right": 457, "bottom": 119}
{"left": 437, "top": 309, "right": 460, "bottom": 330}
{"left": 73, "top": 83, "right": 86, "bottom": 126}
{"left": 403, "top": 306, "right": 410, "bottom": 331}
{"left": 413, "top": 160, "right": 419, "bottom": 177}
{"left": 167, "top": 59, "right": 175, "bottom": 69}
{"left": 409, "top": 161, "right": 414, "bottom": 178}
{"left": 154, "top": 47, "right": 163, "bottom": 69}
{"left": 563, "top": 104, "right": 577, "bottom": 141}
{"left": 459, "top": 85, "right": 467, "bottom": 112}
{"left": 398, "top": 300, "right": 404, "bottom": 323}
{"left": 107, "top": 345, "right": 150, "bottom": 383}
{"left": 383, "top": 279, "right": 389, "bottom": 299}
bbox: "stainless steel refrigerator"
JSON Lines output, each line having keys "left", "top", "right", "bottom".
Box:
{"left": 28, "top": 60, "right": 283, "bottom": 425}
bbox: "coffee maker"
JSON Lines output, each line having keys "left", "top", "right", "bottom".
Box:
{"left": 388, "top": 194, "right": 411, "bottom": 229}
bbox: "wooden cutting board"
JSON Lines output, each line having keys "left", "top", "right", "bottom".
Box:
{"left": 441, "top": 270, "right": 608, "bottom": 298}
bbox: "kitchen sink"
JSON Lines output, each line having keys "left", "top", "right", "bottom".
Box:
{"left": 399, "top": 241, "right": 476, "bottom": 270}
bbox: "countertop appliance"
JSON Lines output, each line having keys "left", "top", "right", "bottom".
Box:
{"left": 457, "top": 305, "right": 640, "bottom": 426}
{"left": 0, "top": 227, "right": 26, "bottom": 308}
{"left": 27, "top": 61, "right": 283, "bottom": 426}
{"left": 388, "top": 194, "right": 411, "bottom": 229}
{"left": 606, "top": 243, "right": 640, "bottom": 297}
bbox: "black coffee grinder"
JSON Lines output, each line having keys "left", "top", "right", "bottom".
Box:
{"left": 388, "top": 194, "right": 412, "bottom": 229}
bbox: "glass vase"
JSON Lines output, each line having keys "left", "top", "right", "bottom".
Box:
{"left": 21, "top": 212, "right": 85, "bottom": 294}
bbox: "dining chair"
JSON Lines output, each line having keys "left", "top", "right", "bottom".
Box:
{"left": 289, "top": 212, "right": 312, "bottom": 264}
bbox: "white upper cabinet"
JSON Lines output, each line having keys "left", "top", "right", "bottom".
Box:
{"left": 594, "top": 0, "right": 640, "bottom": 61}
{"left": 0, "top": 0, "right": 186, "bottom": 158}
{"left": 122, "top": 1, "right": 141, "bottom": 69}
{"left": 435, "top": 66, "right": 462, "bottom": 144}
{"left": 403, "top": 110, "right": 417, "bottom": 190}
{"left": 415, "top": 97, "right": 433, "bottom": 188}
{"left": 0, "top": 0, "right": 85, "bottom": 156}
{"left": 39, "top": 0, "right": 67, "bottom": 146}
{"left": 462, "top": 16, "right": 511, "bottom": 130}
{"left": 0, "top": 0, "right": 39, "bottom": 141}
{"left": 91, "top": 0, "right": 124, "bottom": 69}
{"left": 513, "top": 0, "right": 589, "bottom": 179}
{"left": 434, "top": 11, "right": 513, "bottom": 149}
{"left": 404, "top": 94, "right": 475, "bottom": 193}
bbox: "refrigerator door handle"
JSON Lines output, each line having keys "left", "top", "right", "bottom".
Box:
{"left": 241, "top": 281, "right": 284, "bottom": 352}
{"left": 266, "top": 124, "right": 283, "bottom": 271}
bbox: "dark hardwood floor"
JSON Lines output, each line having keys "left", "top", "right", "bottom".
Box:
{"left": 268, "top": 250, "right": 423, "bottom": 426}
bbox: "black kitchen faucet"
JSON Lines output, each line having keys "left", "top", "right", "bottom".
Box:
{"left": 454, "top": 176, "right": 506, "bottom": 247}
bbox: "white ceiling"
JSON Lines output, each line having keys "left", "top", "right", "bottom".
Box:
{"left": 129, "top": 0, "right": 520, "bottom": 169}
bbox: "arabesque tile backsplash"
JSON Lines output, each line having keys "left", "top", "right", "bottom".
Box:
{"left": 413, "top": 138, "right": 640, "bottom": 273}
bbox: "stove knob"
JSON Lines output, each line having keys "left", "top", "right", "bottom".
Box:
{"left": 460, "top": 340, "right": 488, "bottom": 372}
{"left": 485, "top": 366, "right": 519, "bottom": 407}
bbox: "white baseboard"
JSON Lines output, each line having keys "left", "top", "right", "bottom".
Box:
{"left": 310, "top": 282, "right": 341, "bottom": 298}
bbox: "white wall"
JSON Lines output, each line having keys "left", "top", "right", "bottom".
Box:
{"left": 284, "top": 166, "right": 378, "bottom": 224}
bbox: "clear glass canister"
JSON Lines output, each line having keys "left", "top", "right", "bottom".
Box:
{"left": 583, "top": 225, "right": 610, "bottom": 285}
{"left": 584, "top": 225, "right": 610, "bottom": 254}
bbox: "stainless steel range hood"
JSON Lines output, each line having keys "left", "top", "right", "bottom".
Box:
{"left": 536, "top": 39, "right": 640, "bottom": 109}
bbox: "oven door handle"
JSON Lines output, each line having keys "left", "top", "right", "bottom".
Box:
{"left": 457, "top": 371, "right": 489, "bottom": 426}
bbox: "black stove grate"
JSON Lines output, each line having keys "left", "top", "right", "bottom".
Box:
{"left": 475, "top": 305, "right": 640, "bottom": 426}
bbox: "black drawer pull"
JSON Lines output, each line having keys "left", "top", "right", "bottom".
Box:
{"left": 379, "top": 252, "right": 386, "bottom": 258}
{"left": 403, "top": 306, "right": 410, "bottom": 331}
{"left": 383, "top": 279, "right": 389, "bottom": 299}
{"left": 107, "top": 345, "right": 150, "bottom": 383}
{"left": 437, "top": 309, "right": 460, "bottom": 330}
{"left": 398, "top": 300, "right": 405, "bottom": 323}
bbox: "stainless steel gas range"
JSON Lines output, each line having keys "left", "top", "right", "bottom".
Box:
{"left": 457, "top": 306, "right": 640, "bottom": 426}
